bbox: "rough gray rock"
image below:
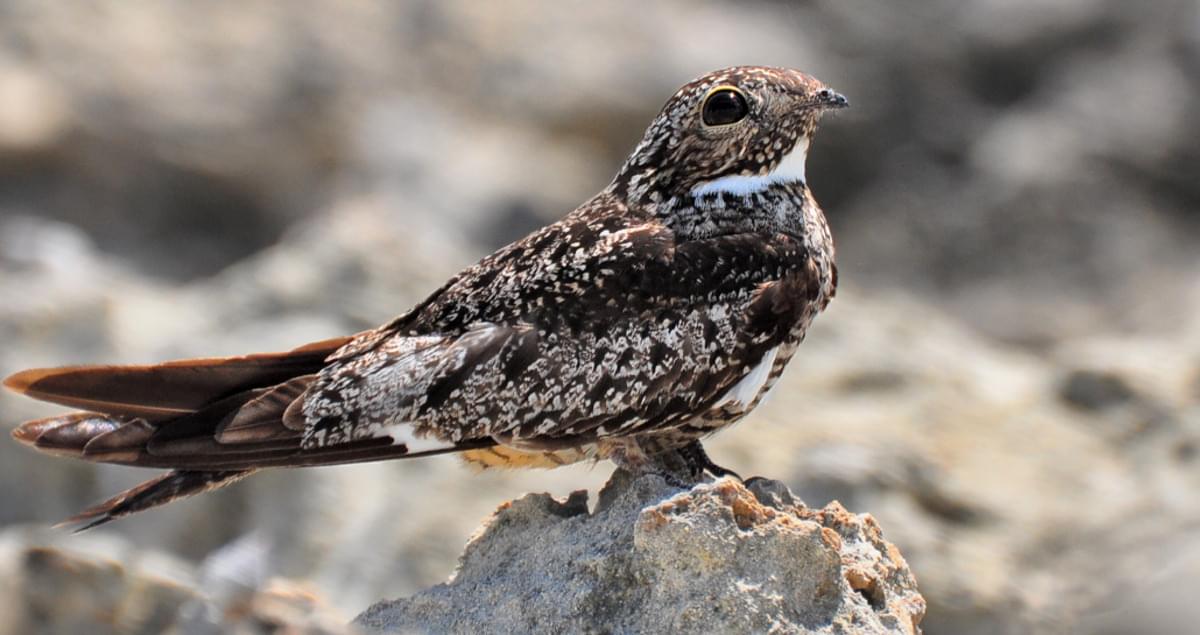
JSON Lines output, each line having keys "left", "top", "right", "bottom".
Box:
{"left": 355, "top": 472, "right": 925, "bottom": 634}
{"left": 0, "top": 526, "right": 357, "bottom": 635}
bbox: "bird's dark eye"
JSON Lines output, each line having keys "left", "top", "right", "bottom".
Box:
{"left": 702, "top": 88, "right": 749, "bottom": 126}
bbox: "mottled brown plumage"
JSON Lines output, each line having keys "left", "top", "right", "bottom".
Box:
{"left": 4, "top": 66, "right": 846, "bottom": 529}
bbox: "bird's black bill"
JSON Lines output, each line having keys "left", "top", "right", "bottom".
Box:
{"left": 816, "top": 89, "right": 849, "bottom": 109}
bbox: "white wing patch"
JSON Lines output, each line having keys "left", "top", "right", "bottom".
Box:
{"left": 690, "top": 138, "right": 809, "bottom": 198}
{"left": 717, "top": 346, "right": 779, "bottom": 408}
{"left": 378, "top": 422, "right": 456, "bottom": 453}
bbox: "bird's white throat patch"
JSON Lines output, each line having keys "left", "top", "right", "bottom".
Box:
{"left": 691, "top": 137, "right": 809, "bottom": 198}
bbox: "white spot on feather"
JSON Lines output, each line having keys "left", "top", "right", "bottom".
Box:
{"left": 718, "top": 346, "right": 779, "bottom": 408}
{"left": 378, "top": 422, "right": 454, "bottom": 453}
{"left": 690, "top": 138, "right": 809, "bottom": 198}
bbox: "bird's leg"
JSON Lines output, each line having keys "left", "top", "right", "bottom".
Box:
{"left": 677, "top": 440, "right": 742, "bottom": 481}
{"left": 605, "top": 437, "right": 740, "bottom": 487}
{"left": 605, "top": 437, "right": 694, "bottom": 488}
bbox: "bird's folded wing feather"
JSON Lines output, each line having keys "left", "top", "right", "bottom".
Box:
{"left": 7, "top": 208, "right": 816, "bottom": 470}
{"left": 302, "top": 206, "right": 817, "bottom": 450}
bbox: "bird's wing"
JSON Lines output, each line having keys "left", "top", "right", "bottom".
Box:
{"left": 8, "top": 213, "right": 816, "bottom": 465}
{"left": 4, "top": 212, "right": 816, "bottom": 529}
{"left": 4, "top": 334, "right": 497, "bottom": 529}
{"left": 4, "top": 202, "right": 674, "bottom": 471}
{"left": 3, "top": 337, "right": 351, "bottom": 420}
{"left": 303, "top": 209, "right": 820, "bottom": 450}
{"left": 299, "top": 210, "right": 680, "bottom": 449}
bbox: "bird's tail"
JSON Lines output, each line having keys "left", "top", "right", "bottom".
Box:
{"left": 3, "top": 335, "right": 490, "bottom": 529}
{"left": 58, "top": 469, "right": 254, "bottom": 532}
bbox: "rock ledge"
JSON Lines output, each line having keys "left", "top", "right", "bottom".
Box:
{"left": 356, "top": 471, "right": 925, "bottom": 634}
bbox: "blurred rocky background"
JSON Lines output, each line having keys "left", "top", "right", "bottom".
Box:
{"left": 0, "top": 0, "right": 1196, "bottom": 633}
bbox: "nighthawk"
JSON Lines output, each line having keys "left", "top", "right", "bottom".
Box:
{"left": 5, "top": 66, "right": 847, "bottom": 529}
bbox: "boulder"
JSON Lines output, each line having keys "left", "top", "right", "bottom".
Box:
{"left": 356, "top": 472, "right": 924, "bottom": 634}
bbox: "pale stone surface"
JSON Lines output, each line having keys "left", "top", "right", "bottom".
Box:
{"left": 356, "top": 472, "right": 925, "bottom": 635}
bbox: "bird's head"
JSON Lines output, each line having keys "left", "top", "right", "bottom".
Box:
{"left": 612, "top": 66, "right": 847, "bottom": 204}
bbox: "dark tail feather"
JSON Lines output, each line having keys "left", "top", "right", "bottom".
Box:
{"left": 12, "top": 405, "right": 497, "bottom": 529}
{"left": 4, "top": 334, "right": 501, "bottom": 529}
{"left": 2, "top": 336, "right": 351, "bottom": 419}
{"left": 11, "top": 406, "right": 499, "bottom": 471}
{"left": 11, "top": 412, "right": 134, "bottom": 458}
{"left": 58, "top": 469, "right": 254, "bottom": 532}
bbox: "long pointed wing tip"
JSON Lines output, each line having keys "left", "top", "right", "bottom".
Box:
{"left": 2, "top": 368, "right": 38, "bottom": 394}
{"left": 9, "top": 413, "right": 90, "bottom": 449}
{"left": 54, "top": 500, "right": 119, "bottom": 532}
{"left": 4, "top": 371, "right": 65, "bottom": 449}
{"left": 10, "top": 422, "right": 41, "bottom": 446}
{"left": 53, "top": 515, "right": 111, "bottom": 533}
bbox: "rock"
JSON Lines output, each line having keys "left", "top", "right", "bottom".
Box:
{"left": 355, "top": 472, "right": 925, "bottom": 634}
{"left": 0, "top": 529, "right": 196, "bottom": 635}
{"left": 0, "top": 526, "right": 357, "bottom": 635}
{"left": 1059, "top": 369, "right": 1140, "bottom": 413}
{"left": 0, "top": 62, "right": 71, "bottom": 153}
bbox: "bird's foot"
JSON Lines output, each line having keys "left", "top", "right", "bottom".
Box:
{"left": 677, "top": 440, "right": 743, "bottom": 481}
{"left": 607, "top": 438, "right": 739, "bottom": 489}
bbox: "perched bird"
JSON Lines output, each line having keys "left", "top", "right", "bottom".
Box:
{"left": 5, "top": 66, "right": 846, "bottom": 530}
